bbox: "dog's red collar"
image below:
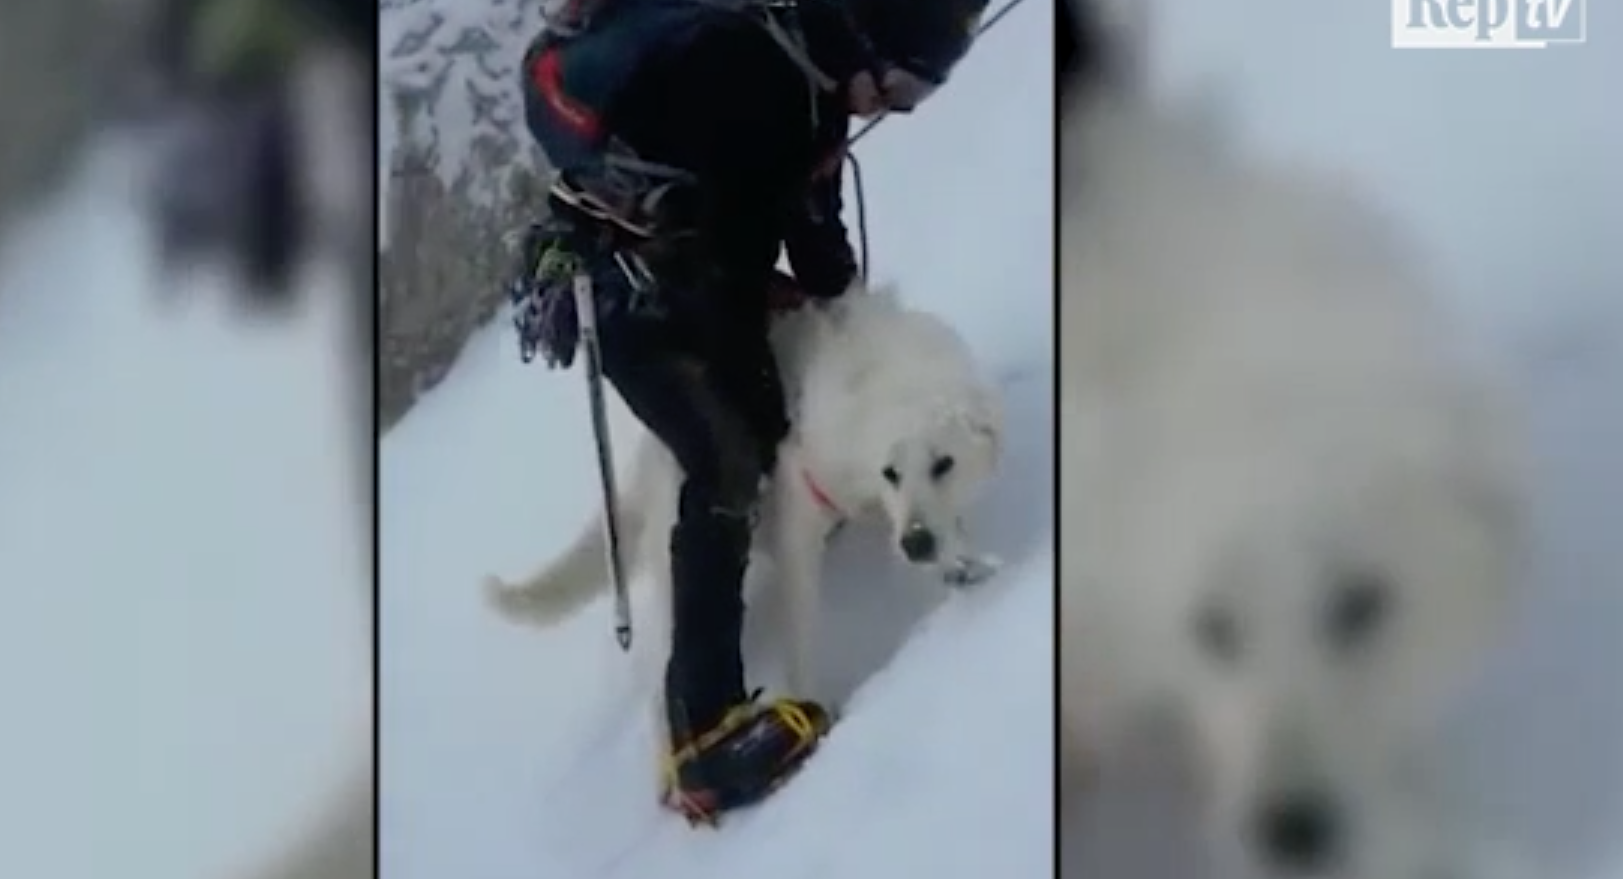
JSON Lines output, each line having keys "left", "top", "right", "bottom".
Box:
{"left": 800, "top": 467, "right": 842, "bottom": 517}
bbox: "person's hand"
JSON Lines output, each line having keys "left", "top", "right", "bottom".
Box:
{"left": 847, "top": 69, "right": 886, "bottom": 118}
{"left": 879, "top": 66, "right": 938, "bottom": 113}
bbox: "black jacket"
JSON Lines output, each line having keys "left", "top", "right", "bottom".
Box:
{"left": 607, "top": 6, "right": 864, "bottom": 330}
{"left": 786, "top": 147, "right": 861, "bottom": 301}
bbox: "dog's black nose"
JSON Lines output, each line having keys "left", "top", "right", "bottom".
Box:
{"left": 1254, "top": 792, "right": 1341, "bottom": 873}
{"left": 900, "top": 527, "right": 938, "bottom": 562}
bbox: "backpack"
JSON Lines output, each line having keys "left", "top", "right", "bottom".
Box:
{"left": 522, "top": 0, "right": 838, "bottom": 176}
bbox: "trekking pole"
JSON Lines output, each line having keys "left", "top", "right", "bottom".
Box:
{"left": 571, "top": 268, "right": 634, "bottom": 651}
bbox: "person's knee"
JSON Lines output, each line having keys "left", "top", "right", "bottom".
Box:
{"left": 680, "top": 432, "right": 765, "bottom": 517}
{"left": 607, "top": 353, "right": 773, "bottom": 516}
{"left": 654, "top": 361, "right": 769, "bottom": 514}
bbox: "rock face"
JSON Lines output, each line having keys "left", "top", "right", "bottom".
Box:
{"left": 378, "top": 0, "right": 554, "bottom": 432}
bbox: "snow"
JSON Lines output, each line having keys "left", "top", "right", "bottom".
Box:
{"left": 0, "top": 0, "right": 1614, "bottom": 876}
{"left": 0, "top": 149, "right": 370, "bottom": 879}
{"left": 378, "top": 4, "right": 1055, "bottom": 878}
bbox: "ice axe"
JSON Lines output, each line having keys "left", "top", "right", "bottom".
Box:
{"left": 572, "top": 267, "right": 634, "bottom": 651}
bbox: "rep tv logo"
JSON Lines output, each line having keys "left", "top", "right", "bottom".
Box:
{"left": 1392, "top": 0, "right": 1586, "bottom": 48}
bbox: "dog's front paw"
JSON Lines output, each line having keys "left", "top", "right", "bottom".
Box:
{"left": 942, "top": 553, "right": 1002, "bottom": 587}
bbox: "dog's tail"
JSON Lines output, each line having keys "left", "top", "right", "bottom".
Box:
{"left": 482, "top": 436, "right": 661, "bottom": 628}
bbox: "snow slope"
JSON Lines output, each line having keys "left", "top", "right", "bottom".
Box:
{"left": 378, "top": 5, "right": 1055, "bottom": 879}
{"left": 1066, "top": 2, "right": 1623, "bottom": 877}
{"left": 0, "top": 148, "right": 371, "bottom": 879}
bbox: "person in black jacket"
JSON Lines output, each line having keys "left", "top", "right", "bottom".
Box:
{"left": 515, "top": 0, "right": 989, "bottom": 824}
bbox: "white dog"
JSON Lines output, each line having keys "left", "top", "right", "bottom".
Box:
{"left": 1058, "top": 2, "right": 1529, "bottom": 877}
{"left": 486, "top": 282, "right": 1005, "bottom": 742}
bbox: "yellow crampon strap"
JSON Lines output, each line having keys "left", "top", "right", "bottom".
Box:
{"left": 662, "top": 704, "right": 752, "bottom": 786}
{"left": 660, "top": 699, "right": 821, "bottom": 822}
{"left": 772, "top": 701, "right": 819, "bottom": 742}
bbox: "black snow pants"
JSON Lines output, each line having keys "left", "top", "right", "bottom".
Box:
{"left": 586, "top": 23, "right": 821, "bottom": 738}
{"left": 598, "top": 303, "right": 786, "bottom": 738}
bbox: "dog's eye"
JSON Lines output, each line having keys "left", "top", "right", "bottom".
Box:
{"left": 1326, "top": 569, "right": 1389, "bottom": 649}
{"left": 1194, "top": 601, "right": 1242, "bottom": 665}
{"left": 930, "top": 456, "right": 955, "bottom": 480}
{"left": 882, "top": 466, "right": 900, "bottom": 486}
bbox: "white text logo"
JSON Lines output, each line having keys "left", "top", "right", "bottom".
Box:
{"left": 1391, "top": 0, "right": 1585, "bottom": 48}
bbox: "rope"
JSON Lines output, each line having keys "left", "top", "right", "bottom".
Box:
{"left": 847, "top": 151, "right": 870, "bottom": 279}
{"left": 841, "top": 0, "right": 1034, "bottom": 279}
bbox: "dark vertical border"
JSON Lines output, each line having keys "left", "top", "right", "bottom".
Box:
{"left": 369, "top": 0, "right": 385, "bottom": 874}
{"left": 1051, "top": 1, "right": 1067, "bottom": 877}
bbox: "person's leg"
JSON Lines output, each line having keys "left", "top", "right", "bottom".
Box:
{"left": 530, "top": 10, "right": 833, "bottom": 822}
{"left": 598, "top": 304, "right": 774, "bottom": 692}
{"left": 600, "top": 327, "right": 760, "bottom": 732}
{"left": 597, "top": 305, "right": 827, "bottom": 821}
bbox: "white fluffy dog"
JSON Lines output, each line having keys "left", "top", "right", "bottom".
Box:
{"left": 1058, "top": 2, "right": 1529, "bottom": 877}
{"left": 486, "top": 282, "right": 1004, "bottom": 733}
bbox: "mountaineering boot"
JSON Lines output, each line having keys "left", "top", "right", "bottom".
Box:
{"left": 661, "top": 693, "right": 834, "bottom": 825}
{"left": 659, "top": 492, "right": 833, "bottom": 825}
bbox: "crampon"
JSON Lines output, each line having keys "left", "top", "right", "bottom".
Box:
{"left": 660, "top": 696, "right": 833, "bottom": 827}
